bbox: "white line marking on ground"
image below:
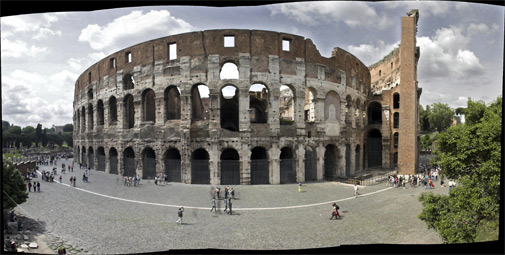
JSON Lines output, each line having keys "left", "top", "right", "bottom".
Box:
{"left": 37, "top": 170, "right": 393, "bottom": 211}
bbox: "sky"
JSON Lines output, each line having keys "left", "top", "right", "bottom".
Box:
{"left": 1, "top": 1, "right": 503, "bottom": 128}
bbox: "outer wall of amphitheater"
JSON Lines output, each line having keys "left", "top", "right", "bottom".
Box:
{"left": 73, "top": 11, "right": 420, "bottom": 184}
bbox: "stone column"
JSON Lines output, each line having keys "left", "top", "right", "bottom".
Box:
{"left": 350, "top": 143, "right": 356, "bottom": 176}
{"left": 297, "top": 143, "right": 305, "bottom": 183}
{"left": 316, "top": 143, "right": 325, "bottom": 180}
{"left": 155, "top": 92, "right": 165, "bottom": 126}
{"left": 209, "top": 142, "right": 219, "bottom": 185}
{"left": 269, "top": 143, "right": 280, "bottom": 184}
{"left": 117, "top": 100, "right": 124, "bottom": 130}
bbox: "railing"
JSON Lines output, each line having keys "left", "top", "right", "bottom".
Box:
{"left": 358, "top": 170, "right": 397, "bottom": 186}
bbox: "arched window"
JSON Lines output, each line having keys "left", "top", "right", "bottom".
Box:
{"left": 81, "top": 106, "right": 86, "bottom": 132}
{"left": 87, "top": 103, "right": 94, "bottom": 130}
{"left": 220, "top": 62, "right": 239, "bottom": 80}
{"left": 109, "top": 96, "right": 117, "bottom": 125}
{"left": 394, "top": 112, "right": 399, "bottom": 128}
{"left": 142, "top": 89, "right": 156, "bottom": 122}
{"left": 249, "top": 84, "right": 269, "bottom": 123}
{"left": 97, "top": 100, "right": 104, "bottom": 126}
{"left": 123, "top": 73, "right": 134, "bottom": 90}
{"left": 304, "top": 88, "right": 316, "bottom": 122}
{"left": 324, "top": 91, "right": 340, "bottom": 122}
{"left": 87, "top": 89, "right": 93, "bottom": 100}
{"left": 124, "top": 94, "right": 135, "bottom": 129}
{"left": 221, "top": 85, "right": 239, "bottom": 131}
{"left": 191, "top": 84, "right": 210, "bottom": 120}
{"left": 393, "top": 93, "right": 400, "bottom": 109}
{"left": 142, "top": 147, "right": 156, "bottom": 179}
{"left": 165, "top": 86, "right": 181, "bottom": 120}
{"left": 279, "top": 85, "right": 295, "bottom": 124}
{"left": 345, "top": 95, "right": 352, "bottom": 124}
{"left": 394, "top": 132, "right": 399, "bottom": 148}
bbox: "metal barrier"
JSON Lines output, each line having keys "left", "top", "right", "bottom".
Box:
{"left": 358, "top": 170, "right": 398, "bottom": 186}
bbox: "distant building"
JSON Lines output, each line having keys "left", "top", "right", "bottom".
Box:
{"left": 54, "top": 126, "right": 64, "bottom": 133}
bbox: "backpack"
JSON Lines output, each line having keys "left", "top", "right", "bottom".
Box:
{"left": 336, "top": 205, "right": 340, "bottom": 210}
{"left": 178, "top": 210, "right": 183, "bottom": 217}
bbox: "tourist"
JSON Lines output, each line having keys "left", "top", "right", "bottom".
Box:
{"left": 231, "top": 188, "right": 235, "bottom": 199}
{"left": 225, "top": 186, "right": 229, "bottom": 199}
{"left": 28, "top": 182, "right": 32, "bottom": 192}
{"left": 33, "top": 182, "right": 37, "bottom": 192}
{"left": 429, "top": 178, "right": 434, "bottom": 189}
{"left": 59, "top": 176, "right": 62, "bottom": 183}
{"left": 223, "top": 197, "right": 228, "bottom": 212}
{"left": 216, "top": 187, "right": 221, "bottom": 199}
{"left": 154, "top": 176, "right": 158, "bottom": 185}
{"left": 73, "top": 176, "right": 76, "bottom": 187}
{"left": 176, "top": 207, "right": 184, "bottom": 224}
{"left": 354, "top": 184, "right": 359, "bottom": 197}
{"left": 210, "top": 198, "right": 217, "bottom": 213}
{"left": 228, "top": 198, "right": 233, "bottom": 215}
{"left": 299, "top": 182, "right": 302, "bottom": 192}
{"left": 37, "top": 181, "right": 40, "bottom": 192}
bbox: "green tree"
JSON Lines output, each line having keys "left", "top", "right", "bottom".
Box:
{"left": 41, "top": 129, "right": 48, "bottom": 147}
{"left": 427, "top": 103, "right": 454, "bottom": 132}
{"left": 2, "top": 120, "right": 10, "bottom": 131}
{"left": 20, "top": 126, "right": 36, "bottom": 148}
{"left": 464, "top": 98, "right": 486, "bottom": 125}
{"left": 418, "top": 97, "right": 501, "bottom": 243}
{"left": 2, "top": 161, "right": 29, "bottom": 210}
{"left": 61, "top": 132, "right": 73, "bottom": 147}
{"left": 35, "top": 124, "right": 43, "bottom": 147}
{"left": 419, "top": 104, "right": 431, "bottom": 132}
{"left": 63, "top": 124, "right": 73, "bottom": 132}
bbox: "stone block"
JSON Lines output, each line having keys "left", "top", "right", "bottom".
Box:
{"left": 20, "top": 244, "right": 29, "bottom": 248}
{"left": 29, "top": 242, "right": 38, "bottom": 249}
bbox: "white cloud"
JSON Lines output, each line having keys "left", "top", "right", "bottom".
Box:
{"left": 384, "top": 1, "right": 452, "bottom": 17}
{"left": 1, "top": 13, "right": 63, "bottom": 40}
{"left": 78, "top": 10, "right": 193, "bottom": 51}
{"left": 32, "top": 27, "right": 62, "bottom": 40}
{"left": 88, "top": 52, "right": 106, "bottom": 62}
{"left": 347, "top": 40, "right": 400, "bottom": 66}
{"left": 1, "top": 38, "right": 49, "bottom": 58}
{"left": 67, "top": 58, "right": 83, "bottom": 72}
{"left": 269, "top": 1, "right": 391, "bottom": 29}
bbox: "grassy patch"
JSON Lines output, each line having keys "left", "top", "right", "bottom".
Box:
{"left": 475, "top": 218, "right": 499, "bottom": 242}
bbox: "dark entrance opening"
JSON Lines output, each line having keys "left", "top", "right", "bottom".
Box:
{"left": 251, "top": 147, "right": 269, "bottom": 184}
{"left": 97, "top": 147, "right": 105, "bottom": 171}
{"left": 220, "top": 85, "right": 239, "bottom": 131}
{"left": 366, "top": 129, "right": 383, "bottom": 168}
{"left": 304, "top": 148, "right": 317, "bottom": 182}
{"left": 345, "top": 144, "right": 351, "bottom": 176}
{"left": 368, "top": 102, "right": 382, "bottom": 124}
{"left": 280, "top": 147, "right": 296, "bottom": 184}
{"left": 191, "top": 149, "right": 210, "bottom": 184}
{"left": 109, "top": 148, "right": 118, "bottom": 175}
{"left": 355, "top": 145, "right": 361, "bottom": 173}
{"left": 324, "top": 145, "right": 337, "bottom": 180}
{"left": 88, "top": 147, "right": 94, "bottom": 169}
{"left": 164, "top": 148, "right": 181, "bottom": 182}
{"left": 142, "top": 148, "right": 156, "bottom": 179}
{"left": 123, "top": 147, "right": 136, "bottom": 177}
{"left": 81, "top": 146, "right": 86, "bottom": 166}
{"left": 220, "top": 148, "right": 240, "bottom": 185}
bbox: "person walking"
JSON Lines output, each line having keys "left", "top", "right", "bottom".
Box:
{"left": 354, "top": 184, "right": 359, "bottom": 198}
{"left": 216, "top": 187, "right": 220, "bottom": 199}
{"left": 36, "top": 181, "right": 40, "bottom": 192}
{"left": 429, "top": 178, "right": 434, "bottom": 189}
{"left": 225, "top": 186, "right": 229, "bottom": 199}
{"left": 299, "top": 183, "right": 302, "bottom": 192}
{"left": 28, "top": 182, "right": 32, "bottom": 192}
{"left": 231, "top": 188, "right": 235, "bottom": 199}
{"left": 223, "top": 197, "right": 228, "bottom": 212}
{"left": 228, "top": 198, "right": 233, "bottom": 215}
{"left": 176, "top": 207, "right": 184, "bottom": 224}
{"left": 72, "top": 176, "right": 76, "bottom": 187}
{"left": 59, "top": 176, "right": 62, "bottom": 183}
{"left": 210, "top": 198, "right": 217, "bottom": 213}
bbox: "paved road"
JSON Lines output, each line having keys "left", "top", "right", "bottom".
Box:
{"left": 16, "top": 158, "right": 445, "bottom": 253}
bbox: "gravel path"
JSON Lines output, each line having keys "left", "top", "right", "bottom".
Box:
{"left": 15, "top": 158, "right": 445, "bottom": 253}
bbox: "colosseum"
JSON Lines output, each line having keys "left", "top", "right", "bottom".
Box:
{"left": 73, "top": 10, "right": 421, "bottom": 185}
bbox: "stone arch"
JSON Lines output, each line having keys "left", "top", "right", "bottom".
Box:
{"left": 249, "top": 83, "right": 269, "bottom": 123}
{"left": 87, "top": 103, "right": 94, "bottom": 130}
{"left": 109, "top": 147, "right": 118, "bottom": 175}
{"left": 279, "top": 85, "right": 295, "bottom": 124}
{"left": 108, "top": 96, "right": 118, "bottom": 125}
{"left": 81, "top": 106, "right": 86, "bottom": 132}
{"left": 304, "top": 87, "right": 317, "bottom": 122}
{"left": 366, "top": 129, "right": 382, "bottom": 168}
{"left": 123, "top": 147, "right": 136, "bottom": 177}
{"left": 220, "top": 148, "right": 240, "bottom": 185}
{"left": 97, "top": 146, "right": 106, "bottom": 171}
{"left": 87, "top": 88, "right": 93, "bottom": 101}
{"left": 123, "top": 94, "right": 135, "bottom": 129}
{"left": 88, "top": 146, "right": 94, "bottom": 169}
{"left": 191, "top": 148, "right": 210, "bottom": 184}
{"left": 250, "top": 146, "right": 269, "bottom": 184}
{"left": 97, "top": 100, "right": 104, "bottom": 126}
{"left": 165, "top": 86, "right": 181, "bottom": 120}
{"left": 142, "top": 147, "right": 156, "bottom": 179}
{"left": 221, "top": 84, "right": 239, "bottom": 131}
{"left": 191, "top": 84, "right": 210, "bottom": 120}
{"left": 220, "top": 62, "right": 239, "bottom": 80}
{"left": 325, "top": 90, "right": 340, "bottom": 121}
{"left": 123, "top": 73, "right": 134, "bottom": 90}
{"left": 164, "top": 148, "right": 181, "bottom": 182}
{"left": 368, "top": 101, "right": 382, "bottom": 124}
{"left": 142, "top": 89, "right": 156, "bottom": 123}
{"left": 279, "top": 147, "right": 296, "bottom": 184}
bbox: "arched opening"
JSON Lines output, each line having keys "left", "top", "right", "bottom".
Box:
{"left": 97, "top": 147, "right": 105, "bottom": 171}
{"left": 124, "top": 94, "right": 135, "bottom": 129}
{"left": 304, "top": 88, "right": 316, "bottom": 122}
{"left": 394, "top": 112, "right": 399, "bottom": 129}
{"left": 393, "top": 93, "right": 400, "bottom": 109}
{"left": 279, "top": 147, "right": 296, "bottom": 184}
{"left": 220, "top": 62, "right": 239, "bottom": 80}
{"left": 393, "top": 152, "right": 398, "bottom": 168}
{"left": 123, "top": 73, "right": 134, "bottom": 90}
{"left": 87, "top": 103, "right": 94, "bottom": 130}
{"left": 220, "top": 85, "right": 239, "bottom": 131}
{"left": 249, "top": 84, "right": 269, "bottom": 123}
{"left": 355, "top": 145, "right": 361, "bottom": 172}
{"left": 81, "top": 106, "right": 86, "bottom": 132}
{"left": 123, "top": 147, "right": 136, "bottom": 177}
{"left": 324, "top": 144, "right": 338, "bottom": 180}
{"left": 345, "top": 144, "right": 351, "bottom": 176}
{"left": 394, "top": 132, "right": 399, "bottom": 148}
{"left": 279, "top": 85, "right": 295, "bottom": 125}
{"left": 324, "top": 91, "right": 340, "bottom": 122}
{"left": 142, "top": 147, "right": 156, "bottom": 179}
{"left": 142, "top": 89, "right": 156, "bottom": 123}
{"left": 345, "top": 96, "right": 352, "bottom": 125}
{"left": 368, "top": 102, "right": 382, "bottom": 124}
{"left": 366, "top": 129, "right": 382, "bottom": 168}
{"left": 164, "top": 148, "right": 181, "bottom": 182}
{"left": 81, "top": 146, "right": 86, "bottom": 166}
{"left": 304, "top": 147, "right": 317, "bottom": 181}
{"left": 250, "top": 147, "right": 269, "bottom": 184}
{"left": 87, "top": 88, "right": 93, "bottom": 100}
{"left": 191, "top": 148, "right": 210, "bottom": 184}
{"left": 191, "top": 85, "right": 210, "bottom": 120}
{"left": 109, "top": 148, "right": 118, "bottom": 175}
{"left": 97, "top": 100, "right": 104, "bottom": 126}
{"left": 165, "top": 86, "right": 181, "bottom": 120}
{"left": 88, "top": 147, "right": 94, "bottom": 169}
{"left": 109, "top": 96, "right": 117, "bottom": 125}
{"left": 220, "top": 148, "right": 240, "bottom": 185}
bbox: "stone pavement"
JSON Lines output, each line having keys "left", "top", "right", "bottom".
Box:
{"left": 14, "top": 158, "right": 446, "bottom": 253}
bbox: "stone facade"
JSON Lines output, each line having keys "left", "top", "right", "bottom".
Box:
{"left": 73, "top": 10, "right": 421, "bottom": 184}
